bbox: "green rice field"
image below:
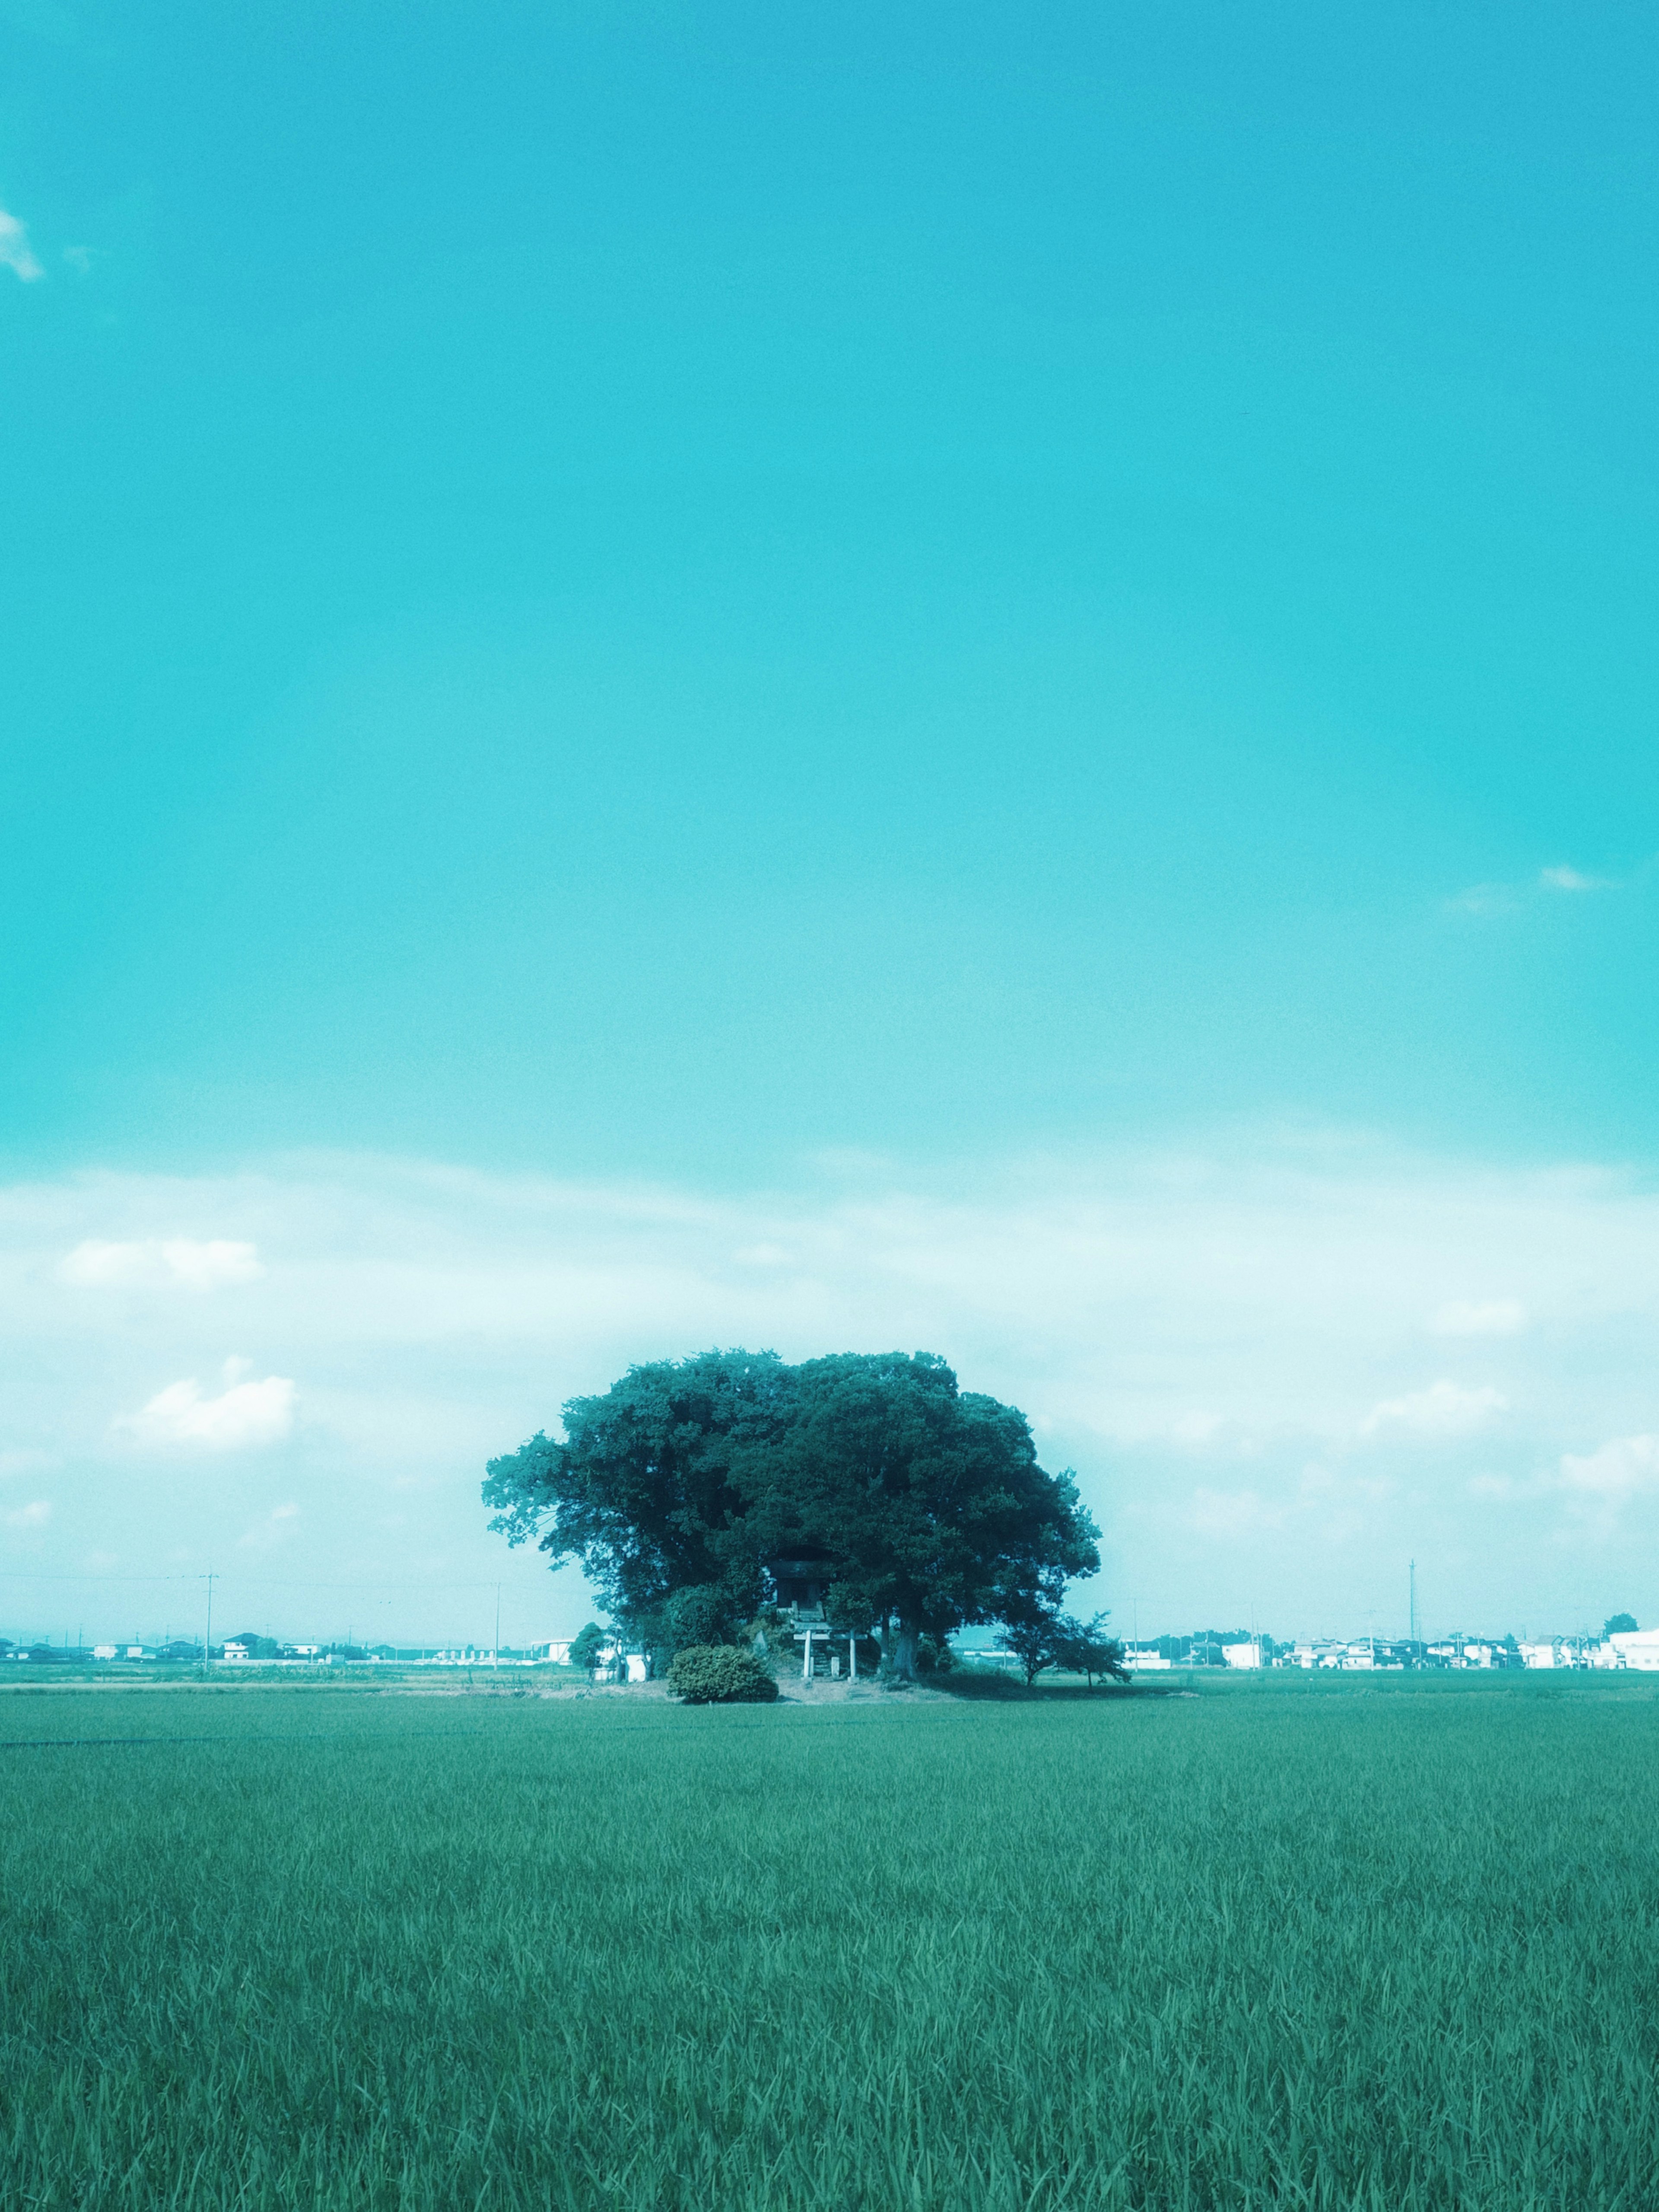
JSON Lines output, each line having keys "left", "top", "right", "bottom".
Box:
{"left": 3, "top": 1671, "right": 1658, "bottom": 2210}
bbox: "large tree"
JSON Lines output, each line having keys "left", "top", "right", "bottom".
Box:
{"left": 732, "top": 1352, "right": 1098, "bottom": 1678}
{"left": 484, "top": 1347, "right": 1100, "bottom": 1680}
{"left": 482, "top": 1349, "right": 790, "bottom": 1645}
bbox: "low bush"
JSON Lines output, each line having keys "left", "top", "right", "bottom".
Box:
{"left": 666, "top": 1645, "right": 779, "bottom": 1705}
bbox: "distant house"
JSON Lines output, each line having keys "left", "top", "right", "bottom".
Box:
{"left": 1608, "top": 1629, "right": 1659, "bottom": 1671}
{"left": 1222, "top": 1641, "right": 1262, "bottom": 1670}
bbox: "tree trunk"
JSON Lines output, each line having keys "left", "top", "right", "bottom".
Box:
{"left": 889, "top": 1622, "right": 919, "bottom": 1681}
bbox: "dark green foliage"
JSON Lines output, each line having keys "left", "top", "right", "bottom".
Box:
{"left": 1605, "top": 1611, "right": 1639, "bottom": 1636}
{"left": 226, "top": 1630, "right": 282, "bottom": 1659}
{"left": 665, "top": 1644, "right": 779, "bottom": 1703}
{"left": 733, "top": 1349, "right": 1098, "bottom": 1677}
{"left": 483, "top": 1350, "right": 783, "bottom": 1634}
{"left": 662, "top": 1583, "right": 743, "bottom": 1652}
{"left": 567, "top": 1622, "right": 607, "bottom": 1673}
{"left": 1051, "top": 1612, "right": 1129, "bottom": 1685}
{"left": 485, "top": 1348, "right": 1099, "bottom": 1683}
{"left": 996, "top": 1594, "right": 1065, "bottom": 1685}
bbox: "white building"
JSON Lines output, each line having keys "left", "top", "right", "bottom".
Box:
{"left": 1608, "top": 1629, "right": 1659, "bottom": 1671}
{"left": 1222, "top": 1641, "right": 1262, "bottom": 1670}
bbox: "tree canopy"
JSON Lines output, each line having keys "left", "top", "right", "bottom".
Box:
{"left": 483, "top": 1348, "right": 789, "bottom": 1640}
{"left": 483, "top": 1347, "right": 1100, "bottom": 1677}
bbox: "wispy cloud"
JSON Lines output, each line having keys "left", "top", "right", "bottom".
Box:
{"left": 1539, "top": 865, "right": 1613, "bottom": 893}
{"left": 1430, "top": 1298, "right": 1527, "bottom": 1338}
{"left": 119, "top": 1360, "right": 296, "bottom": 1451}
{"left": 3, "top": 1499, "right": 51, "bottom": 1529}
{"left": 1557, "top": 1433, "right": 1659, "bottom": 1512}
{"left": 1447, "top": 863, "right": 1618, "bottom": 916}
{"left": 0, "top": 1447, "right": 55, "bottom": 1480}
{"left": 1471, "top": 1433, "right": 1659, "bottom": 1538}
{"left": 60, "top": 1238, "right": 264, "bottom": 1291}
{"left": 0, "top": 207, "right": 44, "bottom": 283}
{"left": 1446, "top": 882, "right": 1519, "bottom": 917}
{"left": 1360, "top": 1379, "right": 1507, "bottom": 1439}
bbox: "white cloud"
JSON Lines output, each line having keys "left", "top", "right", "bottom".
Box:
{"left": 0, "top": 207, "right": 44, "bottom": 282}
{"left": 1557, "top": 1434, "right": 1659, "bottom": 1504}
{"left": 3, "top": 1499, "right": 51, "bottom": 1528}
{"left": 1447, "top": 864, "right": 1617, "bottom": 914}
{"left": 1430, "top": 1298, "right": 1527, "bottom": 1338}
{"left": 120, "top": 1363, "right": 296, "bottom": 1451}
{"left": 1361, "top": 1380, "right": 1507, "bottom": 1439}
{"left": 60, "top": 1238, "right": 264, "bottom": 1290}
{"left": 1540, "top": 865, "right": 1611, "bottom": 892}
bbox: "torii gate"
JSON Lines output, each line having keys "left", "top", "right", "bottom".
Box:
{"left": 798, "top": 1626, "right": 858, "bottom": 1682}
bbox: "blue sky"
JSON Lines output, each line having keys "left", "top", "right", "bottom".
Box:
{"left": 4, "top": 4, "right": 1659, "bottom": 1644}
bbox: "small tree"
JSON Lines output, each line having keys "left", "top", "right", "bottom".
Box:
{"left": 998, "top": 1595, "right": 1063, "bottom": 1686}
{"left": 1052, "top": 1612, "right": 1129, "bottom": 1686}
{"left": 567, "top": 1622, "right": 607, "bottom": 1675}
{"left": 1605, "top": 1612, "right": 1639, "bottom": 1637}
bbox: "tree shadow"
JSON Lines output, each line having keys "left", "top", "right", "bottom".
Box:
{"left": 931, "top": 1670, "right": 1171, "bottom": 1703}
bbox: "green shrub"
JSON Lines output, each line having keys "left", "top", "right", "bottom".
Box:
{"left": 663, "top": 1584, "right": 743, "bottom": 1652}
{"left": 666, "top": 1645, "right": 779, "bottom": 1705}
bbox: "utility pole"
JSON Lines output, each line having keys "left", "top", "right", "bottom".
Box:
{"left": 203, "top": 1570, "right": 216, "bottom": 1674}
{"left": 1409, "top": 1559, "right": 1417, "bottom": 1647}
{"left": 494, "top": 1583, "right": 501, "bottom": 1668}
